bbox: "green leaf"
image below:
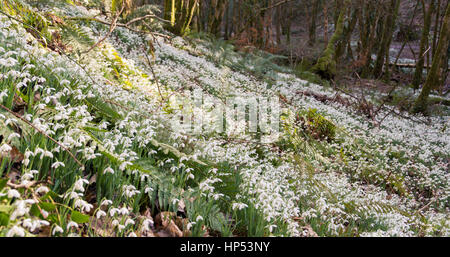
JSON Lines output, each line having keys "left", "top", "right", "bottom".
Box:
{"left": 0, "top": 204, "right": 13, "bottom": 214}
{"left": 39, "top": 202, "right": 56, "bottom": 212}
{"left": 0, "top": 212, "right": 9, "bottom": 226}
{"left": 41, "top": 190, "right": 61, "bottom": 201}
{"left": 71, "top": 211, "right": 89, "bottom": 224}
{"left": 0, "top": 178, "right": 7, "bottom": 190}
{"left": 30, "top": 204, "right": 41, "bottom": 217}
{"left": 47, "top": 214, "right": 58, "bottom": 224}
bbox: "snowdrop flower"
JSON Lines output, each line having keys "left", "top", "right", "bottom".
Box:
{"left": 109, "top": 208, "right": 119, "bottom": 217}
{"left": 74, "top": 178, "right": 89, "bottom": 192}
{"left": 66, "top": 221, "right": 78, "bottom": 230}
{"left": 44, "top": 150, "right": 53, "bottom": 158}
{"left": 6, "top": 226, "right": 25, "bottom": 237}
{"left": 22, "top": 158, "right": 30, "bottom": 166}
{"left": 232, "top": 203, "right": 248, "bottom": 211}
{"left": 5, "top": 118, "right": 17, "bottom": 126}
{"left": 141, "top": 219, "right": 154, "bottom": 232}
{"left": 122, "top": 185, "right": 139, "bottom": 198}
{"left": 51, "top": 161, "right": 65, "bottom": 169}
{"left": 24, "top": 150, "right": 34, "bottom": 159}
{"left": 112, "top": 219, "right": 120, "bottom": 227}
{"left": 186, "top": 222, "right": 196, "bottom": 231}
{"left": 7, "top": 189, "right": 20, "bottom": 199}
{"left": 22, "top": 219, "right": 34, "bottom": 231}
{"left": 0, "top": 57, "right": 18, "bottom": 67}
{"left": 39, "top": 220, "right": 50, "bottom": 227}
{"left": 125, "top": 218, "right": 135, "bottom": 227}
{"left": 268, "top": 224, "right": 277, "bottom": 233}
{"left": 144, "top": 186, "right": 153, "bottom": 194}
{"left": 0, "top": 90, "right": 7, "bottom": 100}
{"left": 35, "top": 186, "right": 49, "bottom": 195}
{"left": 103, "top": 167, "right": 114, "bottom": 174}
{"left": 23, "top": 114, "right": 32, "bottom": 121}
{"left": 96, "top": 210, "right": 106, "bottom": 219}
{"left": 7, "top": 133, "right": 20, "bottom": 141}
{"left": 66, "top": 191, "right": 81, "bottom": 200}
{"left": 0, "top": 143, "right": 12, "bottom": 154}
{"left": 196, "top": 216, "right": 204, "bottom": 222}
{"left": 60, "top": 79, "right": 70, "bottom": 86}
{"left": 100, "top": 199, "right": 112, "bottom": 207}
{"left": 74, "top": 199, "right": 93, "bottom": 213}
{"left": 140, "top": 174, "right": 149, "bottom": 181}
{"left": 52, "top": 225, "right": 64, "bottom": 236}
{"left": 21, "top": 173, "right": 34, "bottom": 181}
{"left": 119, "top": 161, "right": 132, "bottom": 171}
{"left": 119, "top": 207, "right": 129, "bottom": 216}
{"left": 128, "top": 232, "right": 137, "bottom": 237}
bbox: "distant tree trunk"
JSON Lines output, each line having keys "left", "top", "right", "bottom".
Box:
{"left": 335, "top": 8, "right": 358, "bottom": 61}
{"left": 432, "top": 0, "right": 442, "bottom": 57}
{"left": 312, "top": 0, "right": 348, "bottom": 79}
{"left": 164, "top": 0, "right": 176, "bottom": 26}
{"left": 412, "top": 3, "right": 450, "bottom": 114}
{"left": 309, "top": 0, "right": 321, "bottom": 46}
{"left": 373, "top": 0, "right": 401, "bottom": 78}
{"left": 276, "top": 4, "right": 282, "bottom": 44}
{"left": 208, "top": 0, "right": 227, "bottom": 36}
{"left": 164, "top": 0, "right": 198, "bottom": 36}
{"left": 323, "top": 1, "right": 328, "bottom": 44}
{"left": 412, "top": 0, "right": 435, "bottom": 89}
{"left": 359, "top": 2, "right": 380, "bottom": 77}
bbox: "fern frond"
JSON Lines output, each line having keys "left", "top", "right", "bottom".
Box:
{"left": 60, "top": 21, "right": 94, "bottom": 47}
{"left": 85, "top": 96, "right": 123, "bottom": 122}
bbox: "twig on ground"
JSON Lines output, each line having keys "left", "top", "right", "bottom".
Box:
{"left": 0, "top": 103, "right": 84, "bottom": 169}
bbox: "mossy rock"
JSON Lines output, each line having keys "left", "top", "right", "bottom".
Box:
{"left": 297, "top": 108, "right": 336, "bottom": 142}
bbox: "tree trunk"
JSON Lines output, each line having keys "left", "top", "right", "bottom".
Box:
{"left": 373, "top": 0, "right": 401, "bottom": 78}
{"left": 309, "top": 0, "right": 321, "bottom": 46}
{"left": 412, "top": 3, "right": 450, "bottom": 114}
{"left": 412, "top": 0, "right": 435, "bottom": 89}
{"left": 312, "top": 0, "right": 349, "bottom": 79}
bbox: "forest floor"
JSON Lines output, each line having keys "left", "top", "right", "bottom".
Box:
{"left": 0, "top": 1, "right": 448, "bottom": 237}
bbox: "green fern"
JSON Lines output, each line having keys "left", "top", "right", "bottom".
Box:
{"left": 60, "top": 21, "right": 94, "bottom": 47}
{"left": 85, "top": 96, "right": 123, "bottom": 122}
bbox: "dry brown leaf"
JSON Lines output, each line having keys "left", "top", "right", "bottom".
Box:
{"left": 165, "top": 221, "right": 183, "bottom": 237}
{"left": 155, "top": 211, "right": 176, "bottom": 228}
{"left": 155, "top": 212, "right": 183, "bottom": 237}
{"left": 0, "top": 146, "right": 24, "bottom": 164}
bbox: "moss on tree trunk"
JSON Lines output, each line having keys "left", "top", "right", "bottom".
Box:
{"left": 412, "top": 3, "right": 450, "bottom": 114}
{"left": 312, "top": 0, "right": 348, "bottom": 79}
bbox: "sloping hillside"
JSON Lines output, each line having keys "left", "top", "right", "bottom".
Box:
{"left": 0, "top": 1, "right": 448, "bottom": 237}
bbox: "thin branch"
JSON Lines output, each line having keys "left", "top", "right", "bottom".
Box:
{"left": 259, "top": 0, "right": 295, "bottom": 11}
{"left": 143, "top": 46, "right": 165, "bottom": 103}
{"left": 7, "top": 180, "right": 47, "bottom": 189}
{"left": 83, "top": 0, "right": 126, "bottom": 54}
{"left": 0, "top": 103, "right": 84, "bottom": 169}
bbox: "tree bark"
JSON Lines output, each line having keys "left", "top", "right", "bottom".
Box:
{"left": 412, "top": 3, "right": 450, "bottom": 114}
{"left": 412, "top": 0, "right": 435, "bottom": 89}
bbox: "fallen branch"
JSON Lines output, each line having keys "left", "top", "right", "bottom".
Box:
{"left": 6, "top": 180, "right": 47, "bottom": 190}
{"left": 83, "top": 0, "right": 126, "bottom": 54}
{"left": 0, "top": 103, "right": 85, "bottom": 169}
{"left": 389, "top": 62, "right": 450, "bottom": 71}
{"left": 143, "top": 46, "right": 165, "bottom": 103}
